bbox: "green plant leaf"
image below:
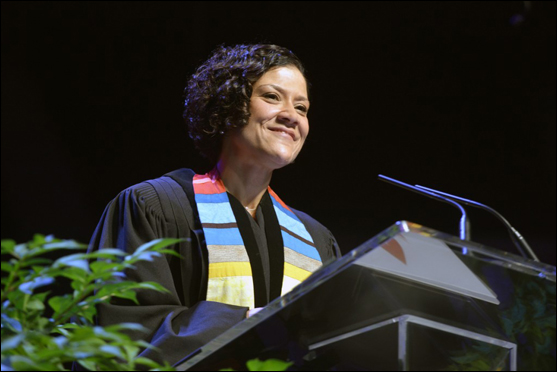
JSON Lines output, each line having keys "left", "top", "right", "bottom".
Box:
{"left": 112, "top": 290, "right": 139, "bottom": 304}
{"left": 31, "top": 234, "right": 47, "bottom": 246}
{"left": 89, "top": 248, "right": 128, "bottom": 258}
{"left": 535, "top": 314, "right": 556, "bottom": 328}
{"left": 90, "top": 260, "right": 120, "bottom": 274}
{"left": 157, "top": 249, "right": 183, "bottom": 258}
{"left": 24, "top": 240, "right": 87, "bottom": 260}
{"left": 246, "top": 358, "right": 293, "bottom": 371}
{"left": 91, "top": 326, "right": 127, "bottom": 342}
{"left": 134, "top": 238, "right": 182, "bottom": 254}
{"left": 9, "top": 355, "right": 57, "bottom": 371}
{"left": 123, "top": 344, "right": 140, "bottom": 363}
{"left": 53, "top": 267, "right": 89, "bottom": 283}
{"left": 71, "top": 279, "right": 85, "bottom": 292}
{"left": 7, "top": 290, "right": 25, "bottom": 310}
{"left": 14, "top": 243, "right": 29, "bottom": 258}
{"left": 42, "top": 240, "right": 87, "bottom": 250}
{"left": 83, "top": 305, "right": 98, "bottom": 324}
{"left": 1, "top": 239, "right": 16, "bottom": 254}
{"left": 77, "top": 359, "right": 97, "bottom": 371}
{"left": 26, "top": 298, "right": 46, "bottom": 311}
{"left": 52, "top": 254, "right": 90, "bottom": 272}
{"left": 1, "top": 313, "right": 23, "bottom": 333}
{"left": 99, "top": 345, "right": 125, "bottom": 359}
{"left": 1, "top": 261, "right": 13, "bottom": 273}
{"left": 105, "top": 322, "right": 149, "bottom": 334}
{"left": 19, "top": 258, "right": 53, "bottom": 268}
{"left": 18, "top": 277, "right": 54, "bottom": 295}
{"left": 135, "top": 281, "right": 169, "bottom": 293}
{"left": 133, "top": 251, "right": 162, "bottom": 262}
{"left": 48, "top": 295, "right": 73, "bottom": 314}
{"left": 135, "top": 356, "right": 166, "bottom": 369}
{"left": 0, "top": 333, "right": 25, "bottom": 352}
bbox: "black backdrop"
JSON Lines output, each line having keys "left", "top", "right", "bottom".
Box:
{"left": 2, "top": 1, "right": 555, "bottom": 265}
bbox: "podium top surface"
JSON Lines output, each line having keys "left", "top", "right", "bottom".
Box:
{"left": 293, "top": 221, "right": 555, "bottom": 303}
{"left": 391, "top": 221, "right": 556, "bottom": 281}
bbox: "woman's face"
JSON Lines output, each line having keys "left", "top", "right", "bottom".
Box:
{"left": 224, "top": 65, "right": 310, "bottom": 170}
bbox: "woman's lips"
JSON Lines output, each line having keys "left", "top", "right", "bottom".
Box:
{"left": 268, "top": 127, "right": 295, "bottom": 140}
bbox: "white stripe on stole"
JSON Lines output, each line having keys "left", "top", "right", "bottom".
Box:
{"left": 192, "top": 177, "right": 213, "bottom": 184}
{"left": 281, "top": 276, "right": 301, "bottom": 296}
{"left": 207, "top": 276, "right": 255, "bottom": 309}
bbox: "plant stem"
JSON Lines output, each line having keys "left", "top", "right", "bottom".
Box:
{"left": 1, "top": 259, "right": 21, "bottom": 304}
{"left": 50, "top": 287, "right": 95, "bottom": 328}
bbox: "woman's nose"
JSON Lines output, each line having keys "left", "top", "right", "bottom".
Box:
{"left": 276, "top": 105, "right": 298, "bottom": 126}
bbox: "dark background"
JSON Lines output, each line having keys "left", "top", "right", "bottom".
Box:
{"left": 2, "top": 1, "right": 555, "bottom": 266}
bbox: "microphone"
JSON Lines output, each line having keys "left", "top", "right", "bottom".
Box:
{"left": 378, "top": 175, "right": 470, "bottom": 241}
{"left": 414, "top": 185, "right": 539, "bottom": 262}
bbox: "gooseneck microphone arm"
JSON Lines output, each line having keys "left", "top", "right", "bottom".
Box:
{"left": 414, "top": 185, "right": 539, "bottom": 262}
{"left": 378, "top": 175, "right": 470, "bottom": 241}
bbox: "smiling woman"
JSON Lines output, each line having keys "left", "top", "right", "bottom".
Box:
{"left": 88, "top": 44, "right": 341, "bottom": 366}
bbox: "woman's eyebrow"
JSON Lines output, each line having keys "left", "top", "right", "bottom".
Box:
{"left": 258, "top": 84, "right": 309, "bottom": 102}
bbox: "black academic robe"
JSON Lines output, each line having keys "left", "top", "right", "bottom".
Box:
{"left": 89, "top": 168, "right": 341, "bottom": 366}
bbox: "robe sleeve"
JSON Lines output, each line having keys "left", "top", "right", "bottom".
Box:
{"left": 89, "top": 181, "right": 248, "bottom": 367}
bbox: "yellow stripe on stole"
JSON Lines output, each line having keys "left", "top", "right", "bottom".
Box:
{"left": 208, "top": 262, "right": 312, "bottom": 306}
{"left": 209, "top": 262, "right": 312, "bottom": 281}
{"left": 208, "top": 262, "right": 252, "bottom": 278}
{"left": 284, "top": 262, "right": 312, "bottom": 282}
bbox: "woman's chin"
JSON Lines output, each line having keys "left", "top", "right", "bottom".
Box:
{"left": 270, "top": 152, "right": 300, "bottom": 169}
{"left": 247, "top": 144, "right": 302, "bottom": 170}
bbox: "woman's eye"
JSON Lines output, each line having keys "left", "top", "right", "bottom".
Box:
{"left": 296, "top": 105, "right": 308, "bottom": 113}
{"left": 264, "top": 93, "right": 279, "bottom": 100}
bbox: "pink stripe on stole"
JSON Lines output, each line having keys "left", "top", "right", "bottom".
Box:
{"left": 193, "top": 173, "right": 227, "bottom": 194}
{"left": 267, "top": 187, "right": 293, "bottom": 212}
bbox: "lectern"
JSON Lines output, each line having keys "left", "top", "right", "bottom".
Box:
{"left": 176, "top": 221, "right": 556, "bottom": 371}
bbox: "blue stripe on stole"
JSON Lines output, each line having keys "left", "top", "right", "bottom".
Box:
{"left": 195, "top": 192, "right": 229, "bottom": 204}
{"left": 196, "top": 201, "right": 236, "bottom": 224}
{"left": 281, "top": 231, "right": 320, "bottom": 261}
{"left": 273, "top": 205, "right": 314, "bottom": 242}
{"left": 269, "top": 196, "right": 299, "bottom": 221}
{"left": 203, "top": 227, "right": 245, "bottom": 246}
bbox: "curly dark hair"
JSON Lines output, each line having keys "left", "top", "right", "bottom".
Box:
{"left": 183, "top": 44, "right": 309, "bottom": 163}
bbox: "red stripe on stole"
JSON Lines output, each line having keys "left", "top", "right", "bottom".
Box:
{"left": 267, "top": 187, "right": 292, "bottom": 212}
{"left": 193, "top": 174, "right": 227, "bottom": 194}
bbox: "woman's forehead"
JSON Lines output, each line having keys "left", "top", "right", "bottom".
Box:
{"left": 254, "top": 66, "right": 309, "bottom": 99}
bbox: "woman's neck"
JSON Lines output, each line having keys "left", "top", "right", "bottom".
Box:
{"left": 216, "top": 159, "right": 272, "bottom": 215}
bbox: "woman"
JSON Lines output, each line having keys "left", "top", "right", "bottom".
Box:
{"left": 89, "top": 44, "right": 341, "bottom": 366}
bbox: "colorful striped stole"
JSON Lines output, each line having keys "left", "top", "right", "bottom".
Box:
{"left": 193, "top": 170, "right": 322, "bottom": 309}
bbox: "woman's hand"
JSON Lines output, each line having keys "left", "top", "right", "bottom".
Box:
{"left": 246, "top": 307, "right": 264, "bottom": 318}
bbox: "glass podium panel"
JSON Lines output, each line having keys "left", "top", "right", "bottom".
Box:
{"left": 176, "top": 221, "right": 556, "bottom": 371}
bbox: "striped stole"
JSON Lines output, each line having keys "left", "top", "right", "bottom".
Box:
{"left": 193, "top": 170, "right": 322, "bottom": 309}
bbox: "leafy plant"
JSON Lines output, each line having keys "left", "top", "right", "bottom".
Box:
{"left": 1, "top": 234, "right": 182, "bottom": 371}
{"left": 444, "top": 266, "right": 556, "bottom": 371}
{"left": 220, "top": 358, "right": 293, "bottom": 371}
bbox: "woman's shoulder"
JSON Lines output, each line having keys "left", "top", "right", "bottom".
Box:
{"left": 290, "top": 208, "right": 329, "bottom": 234}
{"left": 122, "top": 168, "right": 195, "bottom": 195}
{"left": 112, "top": 168, "right": 196, "bottom": 219}
{"left": 290, "top": 207, "right": 341, "bottom": 262}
